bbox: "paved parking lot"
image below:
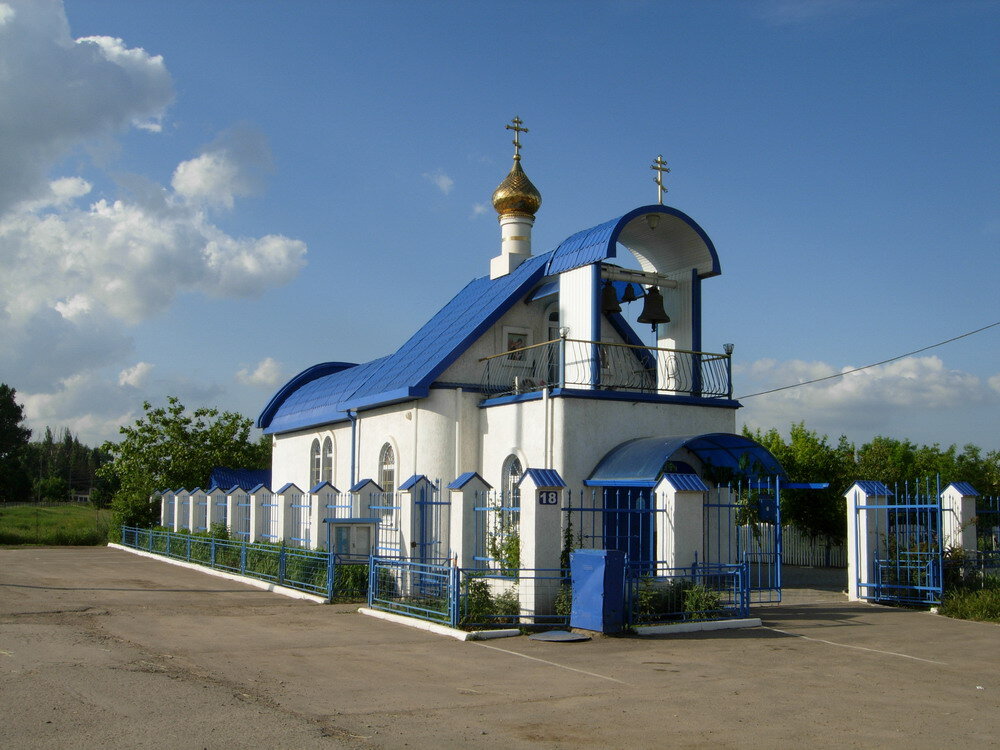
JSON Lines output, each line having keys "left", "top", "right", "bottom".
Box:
{"left": 1, "top": 546, "right": 997, "bottom": 749}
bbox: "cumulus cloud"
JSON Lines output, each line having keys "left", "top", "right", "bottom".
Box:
{"left": 118, "top": 362, "right": 154, "bottom": 388}
{"left": 736, "top": 355, "right": 998, "bottom": 447}
{"left": 989, "top": 374, "right": 1000, "bottom": 395}
{"left": 1, "top": 1, "right": 307, "bottom": 443}
{"left": 0, "top": 1, "right": 173, "bottom": 216}
{"left": 172, "top": 127, "right": 273, "bottom": 209}
{"left": 236, "top": 357, "right": 284, "bottom": 387}
{"left": 471, "top": 203, "right": 489, "bottom": 217}
{"left": 423, "top": 168, "right": 454, "bottom": 195}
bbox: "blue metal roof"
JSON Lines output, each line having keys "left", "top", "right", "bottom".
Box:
{"left": 209, "top": 467, "right": 271, "bottom": 491}
{"left": 398, "top": 474, "right": 430, "bottom": 490}
{"left": 350, "top": 479, "right": 382, "bottom": 493}
{"left": 518, "top": 468, "right": 566, "bottom": 488}
{"left": 275, "top": 482, "right": 303, "bottom": 494}
{"left": 851, "top": 481, "right": 894, "bottom": 496}
{"left": 661, "top": 473, "right": 710, "bottom": 492}
{"left": 585, "top": 434, "right": 785, "bottom": 487}
{"left": 448, "top": 471, "right": 491, "bottom": 490}
{"left": 309, "top": 481, "right": 339, "bottom": 494}
{"left": 946, "top": 481, "right": 979, "bottom": 496}
{"left": 259, "top": 254, "right": 550, "bottom": 434}
{"left": 546, "top": 205, "right": 720, "bottom": 278}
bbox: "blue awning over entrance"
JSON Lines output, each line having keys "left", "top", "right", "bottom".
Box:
{"left": 585, "top": 433, "right": 786, "bottom": 487}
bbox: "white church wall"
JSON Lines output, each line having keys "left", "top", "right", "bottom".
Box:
{"left": 552, "top": 398, "right": 737, "bottom": 488}
{"left": 437, "top": 292, "right": 554, "bottom": 386}
{"left": 479, "top": 398, "right": 549, "bottom": 488}
{"left": 271, "top": 424, "right": 350, "bottom": 495}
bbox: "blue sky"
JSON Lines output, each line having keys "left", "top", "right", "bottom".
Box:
{"left": 3, "top": 0, "right": 998, "bottom": 451}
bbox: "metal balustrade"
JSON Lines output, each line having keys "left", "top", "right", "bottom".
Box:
{"left": 480, "top": 338, "right": 731, "bottom": 399}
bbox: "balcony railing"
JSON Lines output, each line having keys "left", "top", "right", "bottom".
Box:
{"left": 479, "top": 338, "right": 732, "bottom": 400}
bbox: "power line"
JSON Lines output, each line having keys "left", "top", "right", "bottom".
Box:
{"left": 736, "top": 320, "right": 1000, "bottom": 400}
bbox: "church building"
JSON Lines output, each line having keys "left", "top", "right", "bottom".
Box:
{"left": 250, "top": 118, "right": 783, "bottom": 572}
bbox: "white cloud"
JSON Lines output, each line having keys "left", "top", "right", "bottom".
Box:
{"left": 736, "top": 355, "right": 998, "bottom": 448}
{"left": 118, "top": 362, "right": 153, "bottom": 388}
{"left": 0, "top": 2, "right": 307, "bottom": 444}
{"left": 0, "top": 1, "right": 173, "bottom": 216}
{"left": 171, "top": 127, "right": 272, "bottom": 210}
{"left": 989, "top": 374, "right": 1000, "bottom": 395}
{"left": 471, "top": 203, "right": 489, "bottom": 217}
{"left": 423, "top": 168, "right": 454, "bottom": 195}
{"left": 236, "top": 357, "right": 284, "bottom": 387}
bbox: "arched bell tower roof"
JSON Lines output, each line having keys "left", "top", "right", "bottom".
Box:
{"left": 545, "top": 204, "right": 720, "bottom": 278}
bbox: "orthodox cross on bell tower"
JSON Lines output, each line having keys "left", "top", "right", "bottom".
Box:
{"left": 506, "top": 116, "right": 529, "bottom": 160}
{"left": 650, "top": 154, "right": 670, "bottom": 204}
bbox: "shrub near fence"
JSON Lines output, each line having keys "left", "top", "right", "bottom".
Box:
{"left": 119, "top": 527, "right": 368, "bottom": 600}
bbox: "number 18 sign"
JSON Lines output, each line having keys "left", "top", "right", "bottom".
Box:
{"left": 538, "top": 491, "right": 559, "bottom": 505}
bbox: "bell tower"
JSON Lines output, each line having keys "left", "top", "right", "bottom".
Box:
{"left": 490, "top": 116, "right": 542, "bottom": 279}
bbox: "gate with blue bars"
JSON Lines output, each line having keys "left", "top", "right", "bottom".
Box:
{"left": 562, "top": 477, "right": 825, "bottom": 605}
{"left": 852, "top": 478, "right": 944, "bottom": 605}
{"left": 412, "top": 481, "right": 450, "bottom": 565}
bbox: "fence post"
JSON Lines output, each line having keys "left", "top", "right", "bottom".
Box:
{"left": 449, "top": 563, "right": 460, "bottom": 628}
{"left": 279, "top": 544, "right": 286, "bottom": 584}
{"left": 148, "top": 529, "right": 153, "bottom": 552}
{"left": 240, "top": 540, "right": 247, "bottom": 575}
{"left": 327, "top": 550, "right": 335, "bottom": 600}
{"left": 367, "top": 556, "right": 377, "bottom": 608}
{"left": 210, "top": 537, "right": 216, "bottom": 568}
{"left": 186, "top": 535, "right": 191, "bottom": 561}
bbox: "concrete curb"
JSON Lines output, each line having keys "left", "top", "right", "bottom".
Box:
{"left": 108, "top": 543, "right": 329, "bottom": 604}
{"left": 358, "top": 607, "right": 520, "bottom": 641}
{"left": 634, "top": 617, "right": 762, "bottom": 636}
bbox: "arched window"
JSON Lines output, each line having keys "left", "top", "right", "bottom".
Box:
{"left": 309, "top": 439, "right": 321, "bottom": 488}
{"left": 379, "top": 443, "right": 396, "bottom": 495}
{"left": 501, "top": 454, "right": 522, "bottom": 507}
{"left": 321, "top": 437, "right": 333, "bottom": 484}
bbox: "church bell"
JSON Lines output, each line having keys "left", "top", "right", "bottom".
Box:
{"left": 600, "top": 281, "right": 622, "bottom": 314}
{"left": 637, "top": 285, "right": 670, "bottom": 328}
{"left": 621, "top": 283, "right": 639, "bottom": 303}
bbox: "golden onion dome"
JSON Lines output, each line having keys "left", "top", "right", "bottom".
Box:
{"left": 492, "top": 157, "right": 542, "bottom": 217}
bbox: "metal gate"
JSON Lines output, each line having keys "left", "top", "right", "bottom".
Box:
{"left": 412, "top": 481, "right": 450, "bottom": 565}
{"left": 853, "top": 479, "right": 943, "bottom": 605}
{"left": 703, "top": 478, "right": 782, "bottom": 603}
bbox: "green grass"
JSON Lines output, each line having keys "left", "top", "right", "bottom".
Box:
{"left": 0, "top": 504, "right": 110, "bottom": 546}
{"left": 940, "top": 574, "right": 1000, "bottom": 623}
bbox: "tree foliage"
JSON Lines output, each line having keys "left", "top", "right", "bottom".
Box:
{"left": 0, "top": 383, "right": 32, "bottom": 502}
{"left": 100, "top": 396, "right": 271, "bottom": 532}
{"left": 743, "top": 422, "right": 1000, "bottom": 543}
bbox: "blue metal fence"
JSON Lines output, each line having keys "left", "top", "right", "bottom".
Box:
{"left": 119, "top": 526, "right": 366, "bottom": 600}
{"left": 626, "top": 561, "right": 750, "bottom": 625}
{"left": 854, "top": 478, "right": 944, "bottom": 605}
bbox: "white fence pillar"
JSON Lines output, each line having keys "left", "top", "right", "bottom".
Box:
{"left": 846, "top": 481, "right": 893, "bottom": 602}
{"left": 174, "top": 490, "right": 190, "bottom": 532}
{"left": 517, "top": 469, "right": 566, "bottom": 618}
{"left": 941, "top": 482, "right": 978, "bottom": 552}
{"left": 447, "top": 472, "right": 492, "bottom": 568}
{"left": 655, "top": 474, "right": 710, "bottom": 568}
{"left": 207, "top": 488, "right": 227, "bottom": 529}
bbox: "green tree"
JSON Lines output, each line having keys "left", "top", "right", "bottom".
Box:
{"left": 33, "top": 475, "right": 69, "bottom": 503}
{"left": 744, "top": 422, "right": 855, "bottom": 541}
{"left": 0, "top": 384, "right": 32, "bottom": 503}
{"left": 100, "top": 397, "right": 271, "bottom": 534}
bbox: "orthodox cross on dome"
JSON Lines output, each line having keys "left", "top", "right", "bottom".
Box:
{"left": 650, "top": 154, "right": 670, "bottom": 205}
{"left": 506, "top": 116, "right": 529, "bottom": 160}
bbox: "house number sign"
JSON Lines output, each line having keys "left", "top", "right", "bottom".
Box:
{"left": 538, "top": 491, "right": 559, "bottom": 505}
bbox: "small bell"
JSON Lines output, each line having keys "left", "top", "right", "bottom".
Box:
{"left": 637, "top": 285, "right": 670, "bottom": 329}
{"left": 621, "top": 283, "right": 639, "bottom": 303}
{"left": 600, "top": 281, "right": 621, "bottom": 314}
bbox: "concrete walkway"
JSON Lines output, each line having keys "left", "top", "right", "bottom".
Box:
{"left": 2, "top": 547, "right": 997, "bottom": 749}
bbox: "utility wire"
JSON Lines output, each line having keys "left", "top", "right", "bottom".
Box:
{"left": 736, "top": 320, "right": 1000, "bottom": 400}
